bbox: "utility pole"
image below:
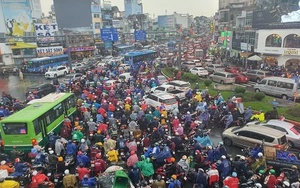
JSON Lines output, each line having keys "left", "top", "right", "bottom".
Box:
{"left": 178, "top": 41, "right": 182, "bottom": 71}
{"left": 65, "top": 35, "right": 72, "bottom": 70}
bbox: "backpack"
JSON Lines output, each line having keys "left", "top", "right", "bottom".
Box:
{"left": 174, "top": 180, "right": 181, "bottom": 188}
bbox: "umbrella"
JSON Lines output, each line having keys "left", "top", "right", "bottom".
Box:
{"left": 247, "top": 55, "right": 262, "bottom": 61}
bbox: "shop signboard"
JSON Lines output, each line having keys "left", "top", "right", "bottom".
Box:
{"left": 35, "top": 23, "right": 58, "bottom": 43}
{"left": 36, "top": 46, "right": 63, "bottom": 57}
{"left": 2, "top": 0, "right": 34, "bottom": 37}
{"left": 261, "top": 48, "right": 300, "bottom": 56}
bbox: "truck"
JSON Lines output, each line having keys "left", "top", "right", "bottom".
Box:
{"left": 150, "top": 85, "right": 186, "bottom": 100}
{"left": 264, "top": 146, "right": 300, "bottom": 170}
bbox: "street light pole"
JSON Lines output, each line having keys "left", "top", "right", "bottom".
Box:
{"left": 65, "top": 35, "right": 72, "bottom": 70}
{"left": 178, "top": 41, "right": 182, "bottom": 71}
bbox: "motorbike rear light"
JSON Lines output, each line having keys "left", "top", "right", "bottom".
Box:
{"left": 274, "top": 144, "right": 282, "bottom": 149}
{"left": 31, "top": 139, "right": 37, "bottom": 146}
{"left": 1, "top": 140, "right": 4, "bottom": 147}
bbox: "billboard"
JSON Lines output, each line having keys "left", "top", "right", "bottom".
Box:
{"left": 252, "top": 6, "right": 300, "bottom": 29}
{"left": 35, "top": 24, "right": 58, "bottom": 37}
{"left": 36, "top": 46, "right": 64, "bottom": 57}
{"left": 54, "top": 0, "right": 92, "bottom": 28}
{"left": 158, "top": 15, "right": 175, "bottom": 28}
{"left": 2, "top": 0, "right": 34, "bottom": 37}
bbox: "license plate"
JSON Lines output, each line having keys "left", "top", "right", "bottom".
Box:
{"left": 91, "top": 164, "right": 94, "bottom": 167}
{"left": 54, "top": 179, "right": 58, "bottom": 182}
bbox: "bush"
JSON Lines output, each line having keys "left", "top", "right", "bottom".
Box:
{"left": 286, "top": 106, "right": 300, "bottom": 117}
{"left": 235, "top": 93, "right": 244, "bottom": 98}
{"left": 254, "top": 92, "right": 266, "bottom": 101}
{"left": 182, "top": 73, "right": 199, "bottom": 82}
{"left": 242, "top": 92, "right": 255, "bottom": 102}
{"left": 234, "top": 86, "right": 246, "bottom": 94}
{"left": 204, "top": 79, "right": 212, "bottom": 86}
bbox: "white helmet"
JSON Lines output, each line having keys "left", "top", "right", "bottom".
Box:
{"left": 255, "top": 183, "right": 262, "bottom": 188}
{"left": 221, "top": 155, "right": 226, "bottom": 159}
{"left": 81, "top": 139, "right": 85, "bottom": 143}
{"left": 257, "top": 152, "right": 263, "bottom": 157}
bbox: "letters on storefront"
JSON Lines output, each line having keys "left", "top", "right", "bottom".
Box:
{"left": 284, "top": 49, "right": 299, "bottom": 55}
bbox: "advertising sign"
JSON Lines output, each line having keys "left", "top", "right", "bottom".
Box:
{"left": 260, "top": 48, "right": 300, "bottom": 56}
{"left": 36, "top": 46, "right": 63, "bottom": 57}
{"left": 158, "top": 15, "right": 175, "bottom": 28}
{"left": 252, "top": 6, "right": 300, "bottom": 29}
{"left": 2, "top": 0, "right": 34, "bottom": 37}
{"left": 35, "top": 24, "right": 58, "bottom": 37}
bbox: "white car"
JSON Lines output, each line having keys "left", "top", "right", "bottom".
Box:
{"left": 72, "top": 63, "right": 86, "bottom": 72}
{"left": 190, "top": 67, "right": 209, "bottom": 77}
{"left": 157, "top": 75, "right": 169, "bottom": 85}
{"left": 45, "top": 66, "right": 69, "bottom": 79}
{"left": 163, "top": 80, "right": 191, "bottom": 93}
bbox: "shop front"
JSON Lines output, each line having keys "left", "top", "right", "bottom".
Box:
{"left": 67, "top": 46, "right": 95, "bottom": 61}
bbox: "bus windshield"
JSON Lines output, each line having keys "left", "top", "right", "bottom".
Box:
{"left": 2, "top": 123, "right": 27, "bottom": 135}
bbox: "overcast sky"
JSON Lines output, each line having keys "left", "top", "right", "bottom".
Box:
{"left": 41, "top": 0, "right": 218, "bottom": 17}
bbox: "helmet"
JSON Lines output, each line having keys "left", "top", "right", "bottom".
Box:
{"left": 15, "top": 158, "right": 20, "bottom": 163}
{"left": 170, "top": 157, "right": 176, "bottom": 163}
{"left": 78, "top": 151, "right": 82, "bottom": 155}
{"left": 221, "top": 155, "right": 226, "bottom": 159}
{"left": 232, "top": 172, "right": 237, "bottom": 177}
{"left": 257, "top": 152, "right": 263, "bottom": 157}
{"left": 130, "top": 151, "right": 135, "bottom": 155}
{"left": 75, "top": 117, "right": 79, "bottom": 121}
{"left": 182, "top": 155, "right": 187, "bottom": 160}
{"left": 269, "top": 169, "right": 276, "bottom": 175}
{"left": 240, "top": 156, "right": 246, "bottom": 160}
{"left": 283, "top": 181, "right": 290, "bottom": 187}
{"left": 64, "top": 169, "right": 70, "bottom": 175}
{"left": 96, "top": 153, "right": 101, "bottom": 159}
{"left": 255, "top": 183, "right": 262, "bottom": 188}
{"left": 81, "top": 139, "right": 85, "bottom": 143}
{"left": 171, "top": 175, "right": 177, "bottom": 180}
{"left": 259, "top": 170, "right": 265, "bottom": 175}
{"left": 58, "top": 157, "right": 63, "bottom": 162}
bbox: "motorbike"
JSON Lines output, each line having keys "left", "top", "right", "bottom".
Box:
{"left": 65, "top": 154, "right": 75, "bottom": 167}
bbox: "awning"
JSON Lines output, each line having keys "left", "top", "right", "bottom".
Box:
{"left": 240, "top": 52, "right": 253, "bottom": 58}
{"left": 10, "top": 42, "right": 37, "bottom": 49}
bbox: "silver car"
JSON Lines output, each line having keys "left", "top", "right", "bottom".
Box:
{"left": 209, "top": 72, "right": 235, "bottom": 84}
{"left": 247, "top": 120, "right": 300, "bottom": 148}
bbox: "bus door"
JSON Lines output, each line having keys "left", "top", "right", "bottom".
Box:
{"left": 38, "top": 116, "right": 48, "bottom": 144}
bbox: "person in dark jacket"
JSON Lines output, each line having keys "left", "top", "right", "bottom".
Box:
{"left": 129, "top": 165, "right": 141, "bottom": 187}
{"left": 194, "top": 168, "right": 208, "bottom": 188}
{"left": 66, "top": 140, "right": 77, "bottom": 156}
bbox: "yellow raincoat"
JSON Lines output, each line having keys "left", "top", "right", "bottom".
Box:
{"left": 107, "top": 149, "right": 119, "bottom": 162}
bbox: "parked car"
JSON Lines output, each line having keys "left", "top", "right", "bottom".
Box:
{"left": 60, "top": 73, "right": 83, "bottom": 84}
{"left": 244, "top": 69, "right": 273, "bottom": 82}
{"left": 234, "top": 73, "right": 249, "bottom": 84}
{"left": 157, "top": 75, "right": 169, "bottom": 85}
{"left": 247, "top": 120, "right": 300, "bottom": 148}
{"left": 190, "top": 67, "right": 209, "bottom": 77}
{"left": 163, "top": 80, "right": 191, "bottom": 92}
{"left": 45, "top": 66, "right": 69, "bottom": 79}
{"left": 209, "top": 71, "right": 236, "bottom": 84}
{"left": 26, "top": 83, "right": 56, "bottom": 98}
{"left": 222, "top": 124, "right": 288, "bottom": 149}
{"left": 225, "top": 66, "right": 241, "bottom": 73}
{"left": 181, "top": 61, "right": 196, "bottom": 71}
{"left": 206, "top": 64, "right": 224, "bottom": 73}
{"left": 254, "top": 77, "right": 300, "bottom": 100}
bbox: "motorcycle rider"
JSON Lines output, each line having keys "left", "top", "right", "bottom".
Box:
{"left": 77, "top": 163, "right": 90, "bottom": 181}
{"left": 218, "top": 155, "right": 231, "bottom": 180}
{"left": 48, "top": 149, "right": 57, "bottom": 173}
{"left": 10, "top": 158, "right": 27, "bottom": 177}
{"left": 72, "top": 127, "right": 84, "bottom": 142}
{"left": 55, "top": 138, "right": 65, "bottom": 156}
{"left": 34, "top": 148, "right": 48, "bottom": 165}
{"left": 129, "top": 165, "right": 141, "bottom": 187}
{"left": 178, "top": 155, "right": 190, "bottom": 177}
{"left": 76, "top": 151, "right": 90, "bottom": 167}
{"left": 207, "top": 164, "right": 220, "bottom": 187}
{"left": 107, "top": 147, "right": 119, "bottom": 163}
{"left": 66, "top": 140, "right": 78, "bottom": 157}
{"left": 193, "top": 168, "right": 208, "bottom": 188}
{"left": 289, "top": 165, "right": 300, "bottom": 186}
{"left": 168, "top": 175, "right": 181, "bottom": 188}
{"left": 0, "top": 160, "right": 14, "bottom": 174}
{"left": 223, "top": 171, "right": 239, "bottom": 188}
{"left": 127, "top": 151, "right": 139, "bottom": 168}
{"left": 140, "top": 158, "right": 154, "bottom": 183}
{"left": 87, "top": 118, "right": 97, "bottom": 134}
{"left": 253, "top": 152, "right": 266, "bottom": 172}
{"left": 48, "top": 132, "right": 60, "bottom": 150}
{"left": 63, "top": 169, "right": 77, "bottom": 188}
{"left": 152, "top": 174, "right": 166, "bottom": 188}
{"left": 57, "top": 156, "right": 67, "bottom": 174}
{"left": 30, "top": 170, "right": 49, "bottom": 188}
{"left": 79, "top": 139, "right": 89, "bottom": 153}
{"left": 81, "top": 174, "right": 97, "bottom": 187}
{"left": 264, "top": 169, "right": 277, "bottom": 188}
{"left": 93, "top": 153, "right": 106, "bottom": 175}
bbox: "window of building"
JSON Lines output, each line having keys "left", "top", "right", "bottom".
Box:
{"left": 94, "top": 14, "right": 100, "bottom": 18}
{"left": 283, "top": 34, "right": 300, "bottom": 48}
{"left": 265, "top": 34, "right": 282, "bottom": 47}
{"left": 12, "top": 49, "right": 21, "bottom": 55}
{"left": 95, "top": 22, "right": 101, "bottom": 29}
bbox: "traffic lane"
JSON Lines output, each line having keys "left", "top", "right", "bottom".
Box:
{"left": 0, "top": 74, "right": 51, "bottom": 101}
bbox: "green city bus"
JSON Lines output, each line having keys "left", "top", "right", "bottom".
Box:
{"left": 0, "top": 92, "right": 77, "bottom": 152}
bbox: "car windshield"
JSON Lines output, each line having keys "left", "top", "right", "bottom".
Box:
{"left": 2, "top": 123, "right": 27, "bottom": 135}
{"left": 290, "top": 126, "right": 300, "bottom": 135}
{"left": 227, "top": 74, "right": 236, "bottom": 78}
{"left": 216, "top": 65, "right": 223, "bottom": 68}
{"left": 49, "top": 68, "right": 56, "bottom": 71}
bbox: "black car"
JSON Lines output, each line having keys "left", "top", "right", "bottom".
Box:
{"left": 26, "top": 83, "right": 56, "bottom": 98}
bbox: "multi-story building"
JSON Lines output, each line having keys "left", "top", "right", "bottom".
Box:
{"left": 124, "top": 0, "right": 143, "bottom": 17}
{"left": 29, "top": 0, "right": 42, "bottom": 21}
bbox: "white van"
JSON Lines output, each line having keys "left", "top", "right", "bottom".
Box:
{"left": 144, "top": 93, "right": 178, "bottom": 111}
{"left": 254, "top": 77, "right": 300, "bottom": 100}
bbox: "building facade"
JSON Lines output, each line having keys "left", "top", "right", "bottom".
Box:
{"left": 124, "top": 0, "right": 143, "bottom": 17}
{"left": 29, "top": 0, "right": 42, "bottom": 20}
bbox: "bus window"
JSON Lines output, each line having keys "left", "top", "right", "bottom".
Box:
{"left": 2, "top": 123, "right": 27, "bottom": 135}
{"left": 33, "top": 119, "right": 41, "bottom": 135}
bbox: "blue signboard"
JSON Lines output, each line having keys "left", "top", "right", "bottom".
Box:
{"left": 101, "top": 28, "right": 118, "bottom": 42}
{"left": 134, "top": 30, "right": 147, "bottom": 41}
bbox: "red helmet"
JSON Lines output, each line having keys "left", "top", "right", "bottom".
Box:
{"left": 211, "top": 164, "right": 217, "bottom": 169}
{"left": 96, "top": 153, "right": 101, "bottom": 159}
{"left": 78, "top": 151, "right": 82, "bottom": 155}
{"left": 75, "top": 117, "right": 79, "bottom": 121}
{"left": 15, "top": 158, "right": 20, "bottom": 163}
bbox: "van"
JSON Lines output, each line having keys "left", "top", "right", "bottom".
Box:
{"left": 209, "top": 71, "right": 236, "bottom": 84}
{"left": 118, "top": 73, "right": 133, "bottom": 82}
{"left": 144, "top": 93, "right": 178, "bottom": 111}
{"left": 254, "top": 77, "right": 300, "bottom": 100}
{"left": 222, "top": 125, "right": 288, "bottom": 150}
